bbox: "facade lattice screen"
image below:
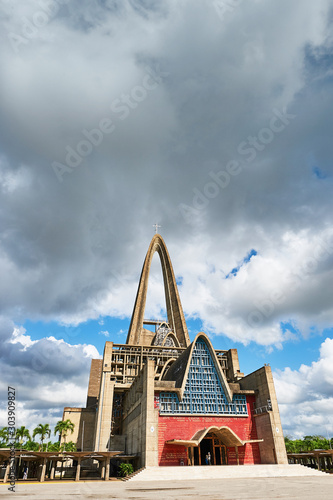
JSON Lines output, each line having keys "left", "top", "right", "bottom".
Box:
{"left": 159, "top": 338, "right": 248, "bottom": 415}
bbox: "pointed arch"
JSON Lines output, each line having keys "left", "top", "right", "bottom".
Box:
{"left": 158, "top": 357, "right": 177, "bottom": 381}
{"left": 166, "top": 426, "right": 262, "bottom": 447}
{"left": 161, "top": 332, "right": 180, "bottom": 348}
{"left": 162, "top": 332, "right": 233, "bottom": 403}
{"left": 126, "top": 234, "right": 190, "bottom": 347}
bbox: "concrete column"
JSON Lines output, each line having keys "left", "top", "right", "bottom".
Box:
{"left": 37, "top": 462, "right": 42, "bottom": 481}
{"left": 235, "top": 446, "right": 239, "bottom": 465}
{"left": 75, "top": 458, "right": 81, "bottom": 482}
{"left": 94, "top": 370, "right": 115, "bottom": 452}
{"left": 101, "top": 461, "right": 106, "bottom": 479}
{"left": 3, "top": 463, "right": 10, "bottom": 483}
{"left": 50, "top": 461, "right": 55, "bottom": 480}
{"left": 189, "top": 447, "right": 193, "bottom": 466}
{"left": 105, "top": 460, "right": 110, "bottom": 481}
{"left": 142, "top": 359, "right": 159, "bottom": 467}
{"left": 40, "top": 458, "right": 47, "bottom": 482}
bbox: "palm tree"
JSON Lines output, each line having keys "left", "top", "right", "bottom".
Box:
{"left": 54, "top": 420, "right": 75, "bottom": 450}
{"left": 15, "top": 426, "right": 31, "bottom": 448}
{"left": 33, "top": 424, "right": 51, "bottom": 451}
{"left": 0, "top": 427, "right": 8, "bottom": 447}
{"left": 15, "top": 426, "right": 31, "bottom": 469}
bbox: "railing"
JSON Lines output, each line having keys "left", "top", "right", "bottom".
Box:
{"left": 254, "top": 400, "right": 272, "bottom": 415}
{"left": 109, "top": 343, "right": 228, "bottom": 385}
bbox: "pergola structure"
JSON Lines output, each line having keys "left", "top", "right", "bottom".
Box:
{"left": 0, "top": 450, "right": 131, "bottom": 483}
{"left": 288, "top": 450, "right": 333, "bottom": 472}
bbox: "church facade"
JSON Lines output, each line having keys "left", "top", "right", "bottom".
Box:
{"left": 63, "top": 234, "right": 287, "bottom": 467}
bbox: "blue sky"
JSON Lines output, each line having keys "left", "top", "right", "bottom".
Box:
{"left": 21, "top": 313, "right": 333, "bottom": 376}
{"left": 1, "top": 0, "right": 333, "bottom": 440}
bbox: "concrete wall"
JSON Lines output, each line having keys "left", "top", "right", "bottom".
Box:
{"left": 240, "top": 366, "right": 288, "bottom": 464}
{"left": 86, "top": 359, "right": 102, "bottom": 408}
{"left": 63, "top": 408, "right": 96, "bottom": 451}
{"left": 93, "top": 342, "right": 115, "bottom": 452}
{"left": 122, "top": 359, "right": 158, "bottom": 467}
{"left": 226, "top": 349, "right": 244, "bottom": 381}
{"left": 110, "top": 435, "right": 126, "bottom": 452}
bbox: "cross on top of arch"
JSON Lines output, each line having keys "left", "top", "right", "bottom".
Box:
{"left": 153, "top": 223, "right": 161, "bottom": 234}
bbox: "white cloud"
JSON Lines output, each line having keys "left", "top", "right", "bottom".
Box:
{"left": 0, "top": 318, "right": 100, "bottom": 435}
{"left": 98, "top": 330, "right": 110, "bottom": 337}
{"left": 274, "top": 338, "right": 333, "bottom": 437}
{"left": 0, "top": 1, "right": 332, "bottom": 346}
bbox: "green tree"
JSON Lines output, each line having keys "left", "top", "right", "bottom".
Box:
{"left": 0, "top": 427, "right": 8, "bottom": 447}
{"left": 23, "top": 440, "right": 40, "bottom": 451}
{"left": 48, "top": 441, "right": 60, "bottom": 452}
{"left": 285, "top": 435, "right": 333, "bottom": 453}
{"left": 64, "top": 441, "right": 77, "bottom": 452}
{"left": 303, "top": 435, "right": 329, "bottom": 451}
{"left": 33, "top": 424, "right": 51, "bottom": 451}
{"left": 284, "top": 437, "right": 296, "bottom": 453}
{"left": 15, "top": 426, "right": 31, "bottom": 447}
{"left": 54, "top": 419, "right": 75, "bottom": 450}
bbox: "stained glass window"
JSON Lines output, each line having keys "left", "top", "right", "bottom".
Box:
{"left": 159, "top": 338, "right": 247, "bottom": 415}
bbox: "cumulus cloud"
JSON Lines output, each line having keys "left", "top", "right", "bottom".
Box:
{"left": 0, "top": 0, "right": 332, "bottom": 348}
{"left": 274, "top": 338, "right": 333, "bottom": 437}
{"left": 0, "top": 318, "right": 100, "bottom": 434}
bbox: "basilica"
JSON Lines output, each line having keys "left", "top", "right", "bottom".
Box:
{"left": 62, "top": 234, "right": 287, "bottom": 468}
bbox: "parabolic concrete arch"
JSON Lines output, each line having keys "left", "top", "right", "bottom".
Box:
{"left": 126, "top": 234, "right": 190, "bottom": 347}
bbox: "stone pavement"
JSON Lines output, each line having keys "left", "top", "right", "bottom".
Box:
{"left": 1, "top": 476, "right": 333, "bottom": 500}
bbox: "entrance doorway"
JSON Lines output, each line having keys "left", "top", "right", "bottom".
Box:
{"left": 214, "top": 440, "right": 227, "bottom": 465}
{"left": 199, "top": 438, "right": 213, "bottom": 465}
{"left": 195, "top": 434, "right": 228, "bottom": 465}
{"left": 193, "top": 446, "right": 200, "bottom": 465}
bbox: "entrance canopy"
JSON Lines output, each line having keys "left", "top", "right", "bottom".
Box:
{"left": 166, "top": 426, "right": 263, "bottom": 448}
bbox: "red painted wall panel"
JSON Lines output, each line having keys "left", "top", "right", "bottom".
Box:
{"left": 157, "top": 395, "right": 261, "bottom": 466}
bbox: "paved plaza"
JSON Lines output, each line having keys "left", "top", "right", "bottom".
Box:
{"left": 1, "top": 476, "right": 333, "bottom": 500}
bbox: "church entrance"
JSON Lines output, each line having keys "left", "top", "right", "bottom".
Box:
{"left": 199, "top": 438, "right": 213, "bottom": 465}
{"left": 197, "top": 434, "right": 228, "bottom": 465}
{"left": 213, "top": 438, "right": 227, "bottom": 465}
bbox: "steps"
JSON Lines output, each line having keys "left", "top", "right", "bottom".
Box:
{"left": 128, "top": 464, "right": 327, "bottom": 482}
{"left": 122, "top": 467, "right": 146, "bottom": 481}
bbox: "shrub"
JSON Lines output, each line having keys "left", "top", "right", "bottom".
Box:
{"left": 118, "top": 463, "right": 134, "bottom": 477}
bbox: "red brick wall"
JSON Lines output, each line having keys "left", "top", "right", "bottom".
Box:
{"left": 157, "top": 395, "right": 261, "bottom": 466}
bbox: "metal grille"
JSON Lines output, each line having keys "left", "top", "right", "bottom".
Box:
{"left": 109, "top": 343, "right": 228, "bottom": 385}
{"left": 159, "top": 338, "right": 247, "bottom": 415}
{"left": 111, "top": 393, "right": 123, "bottom": 435}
